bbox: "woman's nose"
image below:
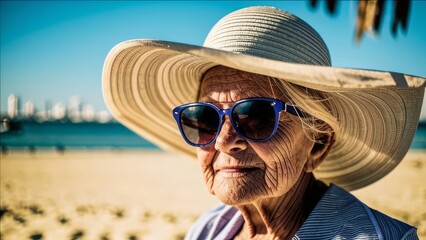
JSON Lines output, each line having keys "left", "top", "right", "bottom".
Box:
{"left": 214, "top": 117, "right": 248, "bottom": 153}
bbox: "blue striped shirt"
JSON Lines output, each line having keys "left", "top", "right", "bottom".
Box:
{"left": 185, "top": 185, "right": 418, "bottom": 240}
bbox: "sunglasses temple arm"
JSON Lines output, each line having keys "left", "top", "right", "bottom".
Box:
{"left": 284, "top": 104, "right": 307, "bottom": 118}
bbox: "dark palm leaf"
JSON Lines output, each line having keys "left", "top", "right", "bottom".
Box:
{"left": 308, "top": 0, "right": 411, "bottom": 42}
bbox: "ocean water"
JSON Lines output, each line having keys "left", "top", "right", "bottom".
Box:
{"left": 1, "top": 121, "right": 425, "bottom": 149}
{"left": 1, "top": 121, "right": 157, "bottom": 149}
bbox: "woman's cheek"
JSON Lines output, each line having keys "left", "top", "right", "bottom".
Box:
{"left": 249, "top": 134, "right": 305, "bottom": 193}
{"left": 196, "top": 146, "right": 216, "bottom": 166}
{"left": 197, "top": 147, "right": 216, "bottom": 194}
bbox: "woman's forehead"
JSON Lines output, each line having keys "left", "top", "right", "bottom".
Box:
{"left": 199, "top": 66, "right": 284, "bottom": 102}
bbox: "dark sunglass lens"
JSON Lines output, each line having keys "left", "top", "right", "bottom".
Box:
{"left": 180, "top": 106, "right": 219, "bottom": 145}
{"left": 233, "top": 100, "right": 276, "bottom": 140}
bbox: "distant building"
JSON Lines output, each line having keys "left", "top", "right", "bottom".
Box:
{"left": 7, "top": 94, "right": 19, "bottom": 119}
{"left": 82, "top": 104, "right": 95, "bottom": 122}
{"left": 45, "top": 101, "right": 52, "bottom": 120}
{"left": 23, "top": 101, "right": 35, "bottom": 119}
{"left": 96, "top": 110, "right": 113, "bottom": 123}
{"left": 52, "top": 102, "right": 66, "bottom": 120}
{"left": 68, "top": 96, "right": 82, "bottom": 122}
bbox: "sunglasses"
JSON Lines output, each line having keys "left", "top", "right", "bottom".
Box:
{"left": 172, "top": 97, "right": 303, "bottom": 147}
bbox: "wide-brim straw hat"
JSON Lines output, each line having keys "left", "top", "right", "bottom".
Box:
{"left": 102, "top": 6, "right": 425, "bottom": 191}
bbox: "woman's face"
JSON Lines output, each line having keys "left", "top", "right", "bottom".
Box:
{"left": 197, "top": 66, "right": 317, "bottom": 205}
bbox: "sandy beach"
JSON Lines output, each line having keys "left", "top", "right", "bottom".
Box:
{"left": 1, "top": 149, "right": 425, "bottom": 239}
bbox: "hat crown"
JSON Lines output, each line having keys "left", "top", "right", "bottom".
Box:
{"left": 204, "top": 6, "right": 331, "bottom": 66}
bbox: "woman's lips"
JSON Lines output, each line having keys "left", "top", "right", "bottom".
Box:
{"left": 216, "top": 167, "right": 258, "bottom": 178}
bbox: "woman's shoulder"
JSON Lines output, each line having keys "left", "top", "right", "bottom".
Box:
{"left": 295, "top": 184, "right": 418, "bottom": 240}
{"left": 184, "top": 204, "right": 244, "bottom": 240}
{"left": 368, "top": 207, "right": 418, "bottom": 240}
{"left": 185, "top": 185, "right": 419, "bottom": 240}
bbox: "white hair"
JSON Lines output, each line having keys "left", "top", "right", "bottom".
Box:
{"left": 269, "top": 77, "right": 340, "bottom": 144}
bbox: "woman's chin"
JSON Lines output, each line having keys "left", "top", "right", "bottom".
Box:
{"left": 215, "top": 192, "right": 253, "bottom": 206}
{"left": 212, "top": 178, "right": 265, "bottom": 206}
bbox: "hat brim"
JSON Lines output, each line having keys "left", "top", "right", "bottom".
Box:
{"left": 102, "top": 39, "right": 425, "bottom": 191}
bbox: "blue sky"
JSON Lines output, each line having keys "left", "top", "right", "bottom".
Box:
{"left": 1, "top": 1, "right": 425, "bottom": 119}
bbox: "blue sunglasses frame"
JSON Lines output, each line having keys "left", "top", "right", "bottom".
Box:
{"left": 172, "top": 97, "right": 303, "bottom": 147}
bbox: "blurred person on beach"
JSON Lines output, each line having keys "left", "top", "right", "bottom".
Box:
{"left": 103, "top": 6, "right": 425, "bottom": 240}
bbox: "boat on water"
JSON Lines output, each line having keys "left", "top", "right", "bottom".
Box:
{"left": 1, "top": 117, "right": 22, "bottom": 133}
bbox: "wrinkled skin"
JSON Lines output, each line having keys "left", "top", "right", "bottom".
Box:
{"left": 196, "top": 66, "right": 334, "bottom": 239}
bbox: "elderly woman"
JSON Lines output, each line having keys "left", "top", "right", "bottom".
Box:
{"left": 103, "top": 6, "right": 424, "bottom": 239}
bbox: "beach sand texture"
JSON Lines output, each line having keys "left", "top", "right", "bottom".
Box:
{"left": 1, "top": 150, "right": 425, "bottom": 239}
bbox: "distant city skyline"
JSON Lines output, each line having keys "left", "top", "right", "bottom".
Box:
{"left": 1, "top": 1, "right": 426, "bottom": 120}
{"left": 3, "top": 93, "right": 112, "bottom": 123}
